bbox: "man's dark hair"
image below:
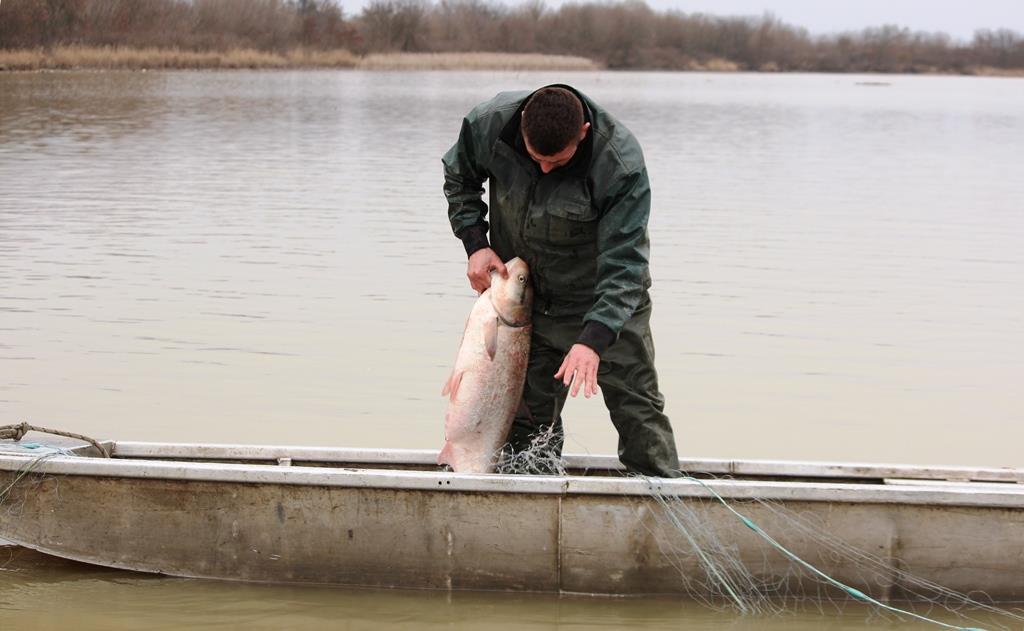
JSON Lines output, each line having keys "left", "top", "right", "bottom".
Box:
{"left": 522, "top": 87, "right": 584, "bottom": 156}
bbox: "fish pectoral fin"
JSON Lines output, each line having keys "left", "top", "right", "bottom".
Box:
{"left": 437, "top": 442, "right": 455, "bottom": 467}
{"left": 484, "top": 317, "right": 498, "bottom": 361}
{"left": 441, "top": 370, "right": 464, "bottom": 403}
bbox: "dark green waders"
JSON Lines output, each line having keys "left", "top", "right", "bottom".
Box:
{"left": 506, "top": 296, "right": 681, "bottom": 478}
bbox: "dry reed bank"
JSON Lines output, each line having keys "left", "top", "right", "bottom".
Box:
{"left": 0, "top": 46, "right": 358, "bottom": 70}
{"left": 0, "top": 47, "right": 600, "bottom": 71}
{"left": 358, "top": 52, "right": 598, "bottom": 71}
{"left": 1, "top": 0, "right": 1022, "bottom": 74}
{"left": 3, "top": 47, "right": 1019, "bottom": 76}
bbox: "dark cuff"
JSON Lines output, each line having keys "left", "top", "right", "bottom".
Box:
{"left": 459, "top": 225, "right": 490, "bottom": 258}
{"left": 577, "top": 320, "right": 616, "bottom": 356}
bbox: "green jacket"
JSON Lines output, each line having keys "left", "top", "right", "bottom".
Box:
{"left": 442, "top": 85, "right": 652, "bottom": 350}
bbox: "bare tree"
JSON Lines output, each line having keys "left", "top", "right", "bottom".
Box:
{"left": 359, "top": 0, "right": 429, "bottom": 52}
{"left": 2, "top": 0, "right": 1023, "bottom": 73}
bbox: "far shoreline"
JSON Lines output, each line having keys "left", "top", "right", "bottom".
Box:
{"left": 1, "top": 47, "right": 1022, "bottom": 77}
{"left": 0, "top": 47, "right": 600, "bottom": 72}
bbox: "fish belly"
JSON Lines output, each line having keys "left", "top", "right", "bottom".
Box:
{"left": 439, "top": 298, "right": 531, "bottom": 473}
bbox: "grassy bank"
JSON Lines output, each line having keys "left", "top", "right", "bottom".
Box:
{"left": 966, "top": 65, "right": 1024, "bottom": 77}
{"left": 358, "top": 52, "right": 599, "bottom": 71}
{"left": 0, "top": 46, "right": 359, "bottom": 70}
{"left": 2, "top": 46, "right": 1021, "bottom": 75}
{"left": 0, "top": 46, "right": 600, "bottom": 71}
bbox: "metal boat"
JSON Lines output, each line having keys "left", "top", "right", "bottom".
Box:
{"left": 2, "top": 437, "right": 1023, "bottom": 600}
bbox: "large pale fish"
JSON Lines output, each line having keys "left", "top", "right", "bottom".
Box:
{"left": 439, "top": 257, "right": 533, "bottom": 473}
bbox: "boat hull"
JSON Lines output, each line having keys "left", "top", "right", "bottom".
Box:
{"left": 3, "top": 443, "right": 1024, "bottom": 599}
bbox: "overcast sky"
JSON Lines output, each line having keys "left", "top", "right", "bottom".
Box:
{"left": 341, "top": 0, "right": 1024, "bottom": 41}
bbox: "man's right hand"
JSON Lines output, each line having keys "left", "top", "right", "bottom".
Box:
{"left": 467, "top": 248, "right": 507, "bottom": 294}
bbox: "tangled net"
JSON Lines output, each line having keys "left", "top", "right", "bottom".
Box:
{"left": 495, "top": 422, "right": 567, "bottom": 476}
{"left": 0, "top": 448, "right": 66, "bottom": 527}
{"left": 637, "top": 474, "right": 1024, "bottom": 630}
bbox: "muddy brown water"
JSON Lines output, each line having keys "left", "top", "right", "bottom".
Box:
{"left": 1, "top": 70, "right": 1022, "bottom": 627}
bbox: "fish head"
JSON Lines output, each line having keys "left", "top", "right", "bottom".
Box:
{"left": 490, "top": 257, "right": 532, "bottom": 326}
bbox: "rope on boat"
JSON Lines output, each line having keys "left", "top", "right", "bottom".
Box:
{"left": 647, "top": 474, "right": 988, "bottom": 631}
{"left": 0, "top": 422, "right": 110, "bottom": 458}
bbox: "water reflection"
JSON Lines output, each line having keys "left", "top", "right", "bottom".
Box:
{"left": 1, "top": 548, "right": 1005, "bottom": 630}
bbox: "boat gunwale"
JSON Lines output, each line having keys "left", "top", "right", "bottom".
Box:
{"left": 2, "top": 447, "right": 1024, "bottom": 508}
{"left": 109, "top": 441, "right": 1024, "bottom": 483}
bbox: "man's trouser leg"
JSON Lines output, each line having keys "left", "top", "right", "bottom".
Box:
{"left": 508, "top": 298, "right": 680, "bottom": 478}
{"left": 599, "top": 298, "right": 680, "bottom": 478}
{"left": 507, "top": 315, "right": 568, "bottom": 458}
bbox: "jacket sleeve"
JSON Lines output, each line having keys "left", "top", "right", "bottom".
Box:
{"left": 583, "top": 167, "right": 652, "bottom": 340}
{"left": 442, "top": 113, "right": 491, "bottom": 257}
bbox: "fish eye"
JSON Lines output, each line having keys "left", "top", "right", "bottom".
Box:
{"left": 518, "top": 275, "right": 525, "bottom": 283}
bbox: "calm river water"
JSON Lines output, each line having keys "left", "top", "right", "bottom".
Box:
{"left": 1, "top": 70, "right": 1022, "bottom": 628}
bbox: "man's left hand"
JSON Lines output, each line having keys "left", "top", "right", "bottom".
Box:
{"left": 555, "top": 344, "right": 600, "bottom": 399}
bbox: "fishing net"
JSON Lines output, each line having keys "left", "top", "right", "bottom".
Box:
{"left": 0, "top": 449, "right": 66, "bottom": 523}
{"left": 495, "top": 423, "right": 567, "bottom": 476}
{"left": 641, "top": 480, "right": 787, "bottom": 616}
{"left": 638, "top": 474, "right": 1024, "bottom": 630}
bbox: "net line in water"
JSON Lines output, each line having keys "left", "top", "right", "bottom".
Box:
{"left": 482, "top": 389, "right": 1018, "bottom": 628}
{"left": 487, "top": 415, "right": 1018, "bottom": 628}
{"left": 640, "top": 478, "right": 787, "bottom": 616}
{"left": 638, "top": 474, "right": 1024, "bottom": 631}
{"left": 749, "top": 494, "right": 1023, "bottom": 626}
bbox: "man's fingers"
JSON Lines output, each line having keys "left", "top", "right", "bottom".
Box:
{"left": 469, "top": 272, "right": 491, "bottom": 294}
{"left": 570, "top": 369, "right": 582, "bottom": 397}
{"left": 583, "top": 370, "right": 594, "bottom": 399}
{"left": 556, "top": 346, "right": 602, "bottom": 398}
{"left": 553, "top": 359, "right": 567, "bottom": 381}
{"left": 488, "top": 262, "right": 508, "bottom": 278}
{"left": 468, "top": 248, "right": 505, "bottom": 293}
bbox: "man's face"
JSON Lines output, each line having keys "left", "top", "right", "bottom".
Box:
{"left": 523, "top": 122, "right": 591, "bottom": 174}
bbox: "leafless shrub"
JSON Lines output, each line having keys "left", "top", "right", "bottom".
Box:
{"left": 0, "top": 0, "right": 359, "bottom": 52}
